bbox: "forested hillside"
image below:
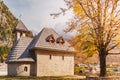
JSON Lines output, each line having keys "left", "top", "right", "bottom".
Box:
{"left": 0, "top": 1, "right": 18, "bottom": 62}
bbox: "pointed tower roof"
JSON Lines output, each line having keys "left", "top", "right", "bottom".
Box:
{"left": 15, "top": 20, "right": 29, "bottom": 32}
{"left": 31, "top": 28, "right": 75, "bottom": 53}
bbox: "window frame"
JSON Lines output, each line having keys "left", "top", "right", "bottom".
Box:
{"left": 50, "top": 55, "right": 52, "bottom": 60}
{"left": 62, "top": 55, "right": 64, "bottom": 60}
{"left": 24, "top": 66, "right": 28, "bottom": 72}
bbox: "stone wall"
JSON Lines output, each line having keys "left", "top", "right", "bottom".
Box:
{"left": 7, "top": 62, "right": 35, "bottom": 76}
{"left": 36, "top": 49, "right": 74, "bottom": 76}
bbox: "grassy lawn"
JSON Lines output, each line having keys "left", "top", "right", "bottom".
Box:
{"left": 86, "top": 75, "right": 120, "bottom": 80}
{"left": 0, "top": 75, "right": 86, "bottom": 80}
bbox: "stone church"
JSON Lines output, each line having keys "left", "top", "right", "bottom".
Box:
{"left": 6, "top": 20, "right": 75, "bottom": 76}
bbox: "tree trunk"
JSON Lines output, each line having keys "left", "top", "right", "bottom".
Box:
{"left": 99, "top": 48, "right": 106, "bottom": 77}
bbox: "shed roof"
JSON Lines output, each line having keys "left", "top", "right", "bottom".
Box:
{"left": 6, "top": 37, "right": 35, "bottom": 63}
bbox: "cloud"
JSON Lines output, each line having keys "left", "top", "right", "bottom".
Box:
{"left": 53, "top": 23, "right": 77, "bottom": 40}
{"left": 3, "top": 0, "right": 74, "bottom": 37}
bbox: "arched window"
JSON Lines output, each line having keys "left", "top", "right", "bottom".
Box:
{"left": 24, "top": 66, "right": 27, "bottom": 72}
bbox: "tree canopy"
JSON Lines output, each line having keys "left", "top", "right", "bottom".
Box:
{"left": 0, "top": 1, "right": 18, "bottom": 62}
{"left": 0, "top": 1, "right": 18, "bottom": 47}
{"left": 51, "top": 0, "right": 120, "bottom": 77}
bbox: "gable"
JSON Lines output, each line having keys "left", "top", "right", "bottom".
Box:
{"left": 15, "top": 20, "right": 29, "bottom": 32}
{"left": 31, "top": 28, "right": 75, "bottom": 53}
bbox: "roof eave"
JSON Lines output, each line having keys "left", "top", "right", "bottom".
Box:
{"left": 6, "top": 60, "right": 35, "bottom": 63}
{"left": 30, "top": 47, "right": 76, "bottom": 53}
{"left": 14, "top": 29, "right": 30, "bottom": 33}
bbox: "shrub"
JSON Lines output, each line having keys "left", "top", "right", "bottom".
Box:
{"left": 74, "top": 65, "right": 86, "bottom": 75}
{"left": 0, "top": 46, "right": 11, "bottom": 62}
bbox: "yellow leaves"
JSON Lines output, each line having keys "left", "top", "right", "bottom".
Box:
{"left": 3, "top": 53, "right": 8, "bottom": 58}
{"left": 73, "top": 4, "right": 82, "bottom": 15}
{"left": 71, "top": 36, "right": 81, "bottom": 51}
{"left": 81, "top": 23, "right": 89, "bottom": 30}
{"left": 73, "top": 0, "right": 86, "bottom": 19}
{"left": 78, "top": 24, "right": 90, "bottom": 38}
{"left": 71, "top": 24, "right": 98, "bottom": 57}
{"left": 110, "top": 13, "right": 115, "bottom": 21}
{"left": 73, "top": 0, "right": 102, "bottom": 20}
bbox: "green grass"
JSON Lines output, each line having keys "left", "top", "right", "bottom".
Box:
{"left": 0, "top": 75, "right": 86, "bottom": 80}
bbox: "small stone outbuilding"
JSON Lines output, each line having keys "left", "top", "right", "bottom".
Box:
{"left": 6, "top": 20, "right": 75, "bottom": 76}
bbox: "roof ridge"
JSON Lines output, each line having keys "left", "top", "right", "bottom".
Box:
{"left": 29, "top": 28, "right": 45, "bottom": 49}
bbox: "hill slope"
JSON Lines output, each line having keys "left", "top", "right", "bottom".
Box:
{"left": 0, "top": 1, "right": 18, "bottom": 47}
{"left": 0, "top": 1, "right": 18, "bottom": 62}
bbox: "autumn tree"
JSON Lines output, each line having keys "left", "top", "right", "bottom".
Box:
{"left": 71, "top": 23, "right": 98, "bottom": 56}
{"left": 71, "top": 26, "right": 99, "bottom": 70}
{"left": 51, "top": 0, "right": 120, "bottom": 77}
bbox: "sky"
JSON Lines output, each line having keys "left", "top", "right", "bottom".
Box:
{"left": 3, "top": 0, "right": 75, "bottom": 38}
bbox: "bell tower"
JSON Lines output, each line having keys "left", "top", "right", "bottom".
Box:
{"left": 14, "top": 20, "right": 29, "bottom": 41}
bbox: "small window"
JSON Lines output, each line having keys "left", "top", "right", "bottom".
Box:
{"left": 20, "top": 32, "right": 22, "bottom": 36}
{"left": 46, "top": 34, "right": 55, "bottom": 43}
{"left": 50, "top": 55, "right": 52, "bottom": 60}
{"left": 24, "top": 66, "right": 27, "bottom": 72}
{"left": 62, "top": 56, "right": 64, "bottom": 60}
{"left": 56, "top": 37, "right": 65, "bottom": 44}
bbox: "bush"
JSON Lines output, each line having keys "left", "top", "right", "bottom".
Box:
{"left": 107, "top": 68, "right": 113, "bottom": 74}
{"left": 0, "top": 46, "right": 11, "bottom": 62}
{"left": 74, "top": 65, "right": 86, "bottom": 75}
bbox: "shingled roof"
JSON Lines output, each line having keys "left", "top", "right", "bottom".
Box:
{"left": 6, "top": 37, "right": 35, "bottom": 63}
{"left": 15, "top": 20, "right": 29, "bottom": 32}
{"left": 6, "top": 27, "right": 75, "bottom": 63}
{"left": 31, "top": 28, "right": 75, "bottom": 52}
